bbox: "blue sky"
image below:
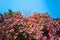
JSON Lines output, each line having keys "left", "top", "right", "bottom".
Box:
{"left": 0, "top": 0, "right": 60, "bottom": 18}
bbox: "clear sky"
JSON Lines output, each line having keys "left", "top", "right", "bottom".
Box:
{"left": 0, "top": 0, "right": 60, "bottom": 18}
